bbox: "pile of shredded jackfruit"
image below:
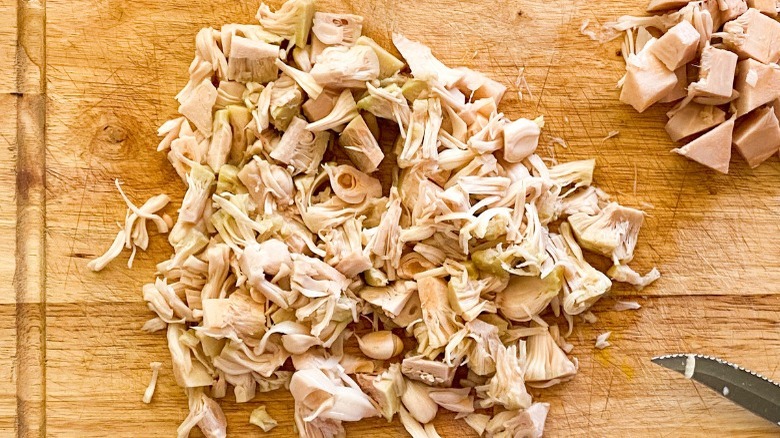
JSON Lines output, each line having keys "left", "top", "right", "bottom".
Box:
{"left": 90, "top": 1, "right": 659, "bottom": 436}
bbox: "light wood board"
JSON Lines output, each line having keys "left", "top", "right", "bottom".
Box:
{"left": 6, "top": 0, "right": 780, "bottom": 436}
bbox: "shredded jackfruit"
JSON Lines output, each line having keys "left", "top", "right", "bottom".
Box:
{"left": 90, "top": 2, "right": 661, "bottom": 436}
{"left": 249, "top": 405, "right": 278, "bottom": 432}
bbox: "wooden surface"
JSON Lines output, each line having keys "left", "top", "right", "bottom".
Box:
{"left": 5, "top": 0, "right": 780, "bottom": 436}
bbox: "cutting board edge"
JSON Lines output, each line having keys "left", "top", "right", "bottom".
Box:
{"left": 14, "top": 0, "right": 47, "bottom": 436}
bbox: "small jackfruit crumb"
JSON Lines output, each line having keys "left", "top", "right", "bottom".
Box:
{"left": 249, "top": 405, "right": 277, "bottom": 432}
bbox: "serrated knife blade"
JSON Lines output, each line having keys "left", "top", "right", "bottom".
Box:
{"left": 652, "top": 354, "right": 780, "bottom": 426}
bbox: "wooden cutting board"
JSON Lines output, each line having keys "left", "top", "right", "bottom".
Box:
{"left": 5, "top": 0, "right": 780, "bottom": 436}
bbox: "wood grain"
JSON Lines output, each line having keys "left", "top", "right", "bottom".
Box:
{"left": 0, "top": 92, "right": 19, "bottom": 434}
{"left": 1, "top": 0, "right": 19, "bottom": 430}
{"left": 4, "top": 0, "right": 778, "bottom": 436}
{"left": 1, "top": 0, "right": 18, "bottom": 299}
{"left": 13, "top": 0, "right": 47, "bottom": 435}
{"left": 0, "top": 0, "right": 16, "bottom": 94}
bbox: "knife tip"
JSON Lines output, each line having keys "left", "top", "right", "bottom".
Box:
{"left": 650, "top": 354, "right": 698, "bottom": 370}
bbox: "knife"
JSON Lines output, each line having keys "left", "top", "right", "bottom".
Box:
{"left": 652, "top": 354, "right": 780, "bottom": 426}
